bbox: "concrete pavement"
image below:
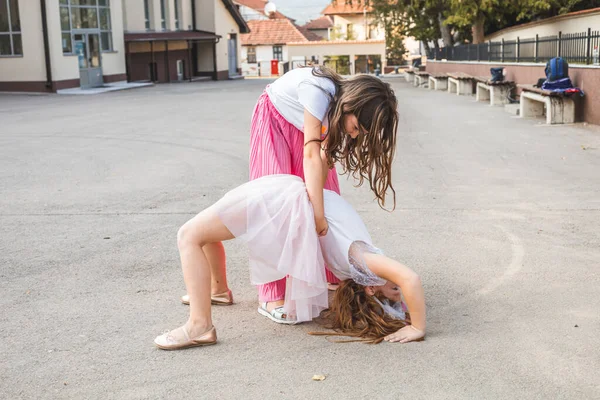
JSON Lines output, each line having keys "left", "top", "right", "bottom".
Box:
{"left": 1, "top": 79, "right": 599, "bottom": 399}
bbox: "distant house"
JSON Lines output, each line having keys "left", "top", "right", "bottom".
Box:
{"left": 301, "top": 16, "right": 334, "bottom": 40}
{"left": 321, "top": 2, "right": 384, "bottom": 41}
{"left": 241, "top": 18, "right": 311, "bottom": 74}
{"left": 233, "top": 0, "right": 290, "bottom": 21}
{"left": 286, "top": 2, "right": 386, "bottom": 75}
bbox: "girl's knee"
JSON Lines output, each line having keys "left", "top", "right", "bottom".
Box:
{"left": 177, "top": 218, "right": 207, "bottom": 249}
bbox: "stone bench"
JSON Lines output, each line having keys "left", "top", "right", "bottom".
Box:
{"left": 447, "top": 73, "right": 475, "bottom": 95}
{"left": 475, "top": 76, "right": 514, "bottom": 106}
{"left": 414, "top": 71, "right": 430, "bottom": 88}
{"left": 404, "top": 70, "right": 416, "bottom": 83}
{"left": 518, "top": 84, "right": 575, "bottom": 125}
{"left": 428, "top": 73, "right": 448, "bottom": 91}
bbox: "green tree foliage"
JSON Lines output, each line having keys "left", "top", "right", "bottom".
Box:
{"left": 341, "top": 0, "right": 598, "bottom": 49}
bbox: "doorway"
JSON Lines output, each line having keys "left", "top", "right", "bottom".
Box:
{"left": 228, "top": 34, "right": 238, "bottom": 77}
{"left": 74, "top": 32, "right": 103, "bottom": 89}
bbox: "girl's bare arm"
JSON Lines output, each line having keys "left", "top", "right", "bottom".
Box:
{"left": 303, "top": 109, "right": 327, "bottom": 235}
{"left": 365, "top": 253, "right": 426, "bottom": 334}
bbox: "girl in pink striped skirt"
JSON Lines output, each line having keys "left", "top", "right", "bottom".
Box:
{"left": 181, "top": 66, "right": 399, "bottom": 324}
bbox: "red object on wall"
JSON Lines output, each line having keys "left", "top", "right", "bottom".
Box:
{"left": 271, "top": 60, "right": 279, "bottom": 75}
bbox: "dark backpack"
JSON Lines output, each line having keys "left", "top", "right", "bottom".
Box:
{"left": 545, "top": 57, "right": 568, "bottom": 82}
{"left": 490, "top": 67, "right": 504, "bottom": 82}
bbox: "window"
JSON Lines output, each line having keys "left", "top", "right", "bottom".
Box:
{"left": 247, "top": 46, "right": 256, "bottom": 63}
{"left": 99, "top": 2, "right": 111, "bottom": 51}
{"left": 144, "top": 0, "right": 151, "bottom": 30}
{"left": 0, "top": 0, "right": 22, "bottom": 56}
{"left": 174, "top": 0, "right": 180, "bottom": 30}
{"left": 273, "top": 45, "right": 282, "bottom": 61}
{"left": 60, "top": 0, "right": 113, "bottom": 54}
{"left": 160, "top": 0, "right": 167, "bottom": 30}
{"left": 346, "top": 23, "right": 355, "bottom": 40}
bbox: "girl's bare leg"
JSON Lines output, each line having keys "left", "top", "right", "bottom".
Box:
{"left": 203, "top": 242, "right": 229, "bottom": 296}
{"left": 176, "top": 209, "right": 234, "bottom": 337}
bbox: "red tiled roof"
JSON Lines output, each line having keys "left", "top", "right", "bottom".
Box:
{"left": 322, "top": 2, "right": 372, "bottom": 15}
{"left": 241, "top": 19, "right": 308, "bottom": 45}
{"left": 297, "top": 25, "right": 324, "bottom": 41}
{"left": 302, "top": 16, "right": 333, "bottom": 30}
{"left": 234, "top": 0, "right": 289, "bottom": 20}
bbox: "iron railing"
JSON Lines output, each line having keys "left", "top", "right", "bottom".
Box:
{"left": 430, "top": 28, "right": 600, "bottom": 65}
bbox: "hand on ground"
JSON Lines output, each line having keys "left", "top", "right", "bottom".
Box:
{"left": 384, "top": 325, "right": 425, "bottom": 343}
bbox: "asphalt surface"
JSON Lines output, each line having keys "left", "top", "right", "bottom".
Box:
{"left": 1, "top": 78, "right": 599, "bottom": 399}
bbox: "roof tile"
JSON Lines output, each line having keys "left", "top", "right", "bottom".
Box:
{"left": 241, "top": 19, "right": 309, "bottom": 45}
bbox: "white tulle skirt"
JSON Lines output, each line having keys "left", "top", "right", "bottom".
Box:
{"left": 212, "top": 175, "right": 328, "bottom": 322}
{"left": 212, "top": 174, "right": 386, "bottom": 322}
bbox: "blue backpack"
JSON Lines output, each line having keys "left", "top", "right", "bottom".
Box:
{"left": 545, "top": 57, "right": 568, "bottom": 82}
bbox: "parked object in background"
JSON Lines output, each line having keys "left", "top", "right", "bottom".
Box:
{"left": 518, "top": 84, "right": 576, "bottom": 125}
{"left": 447, "top": 72, "right": 475, "bottom": 96}
{"left": 490, "top": 67, "right": 505, "bottom": 82}
{"left": 545, "top": 57, "right": 569, "bottom": 82}
{"left": 534, "top": 78, "right": 546, "bottom": 88}
{"left": 428, "top": 73, "right": 449, "bottom": 91}
{"left": 475, "top": 76, "right": 514, "bottom": 106}
{"left": 414, "top": 71, "right": 429, "bottom": 88}
{"left": 541, "top": 77, "right": 584, "bottom": 96}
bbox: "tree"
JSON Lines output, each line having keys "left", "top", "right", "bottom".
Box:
{"left": 445, "top": 0, "right": 597, "bottom": 45}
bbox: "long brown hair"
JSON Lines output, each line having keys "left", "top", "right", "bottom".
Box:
{"left": 310, "top": 280, "right": 409, "bottom": 344}
{"left": 312, "top": 67, "right": 399, "bottom": 209}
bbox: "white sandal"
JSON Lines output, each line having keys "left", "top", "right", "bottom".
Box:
{"left": 257, "top": 302, "right": 299, "bottom": 325}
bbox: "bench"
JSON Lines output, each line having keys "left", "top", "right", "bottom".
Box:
{"left": 518, "top": 84, "right": 575, "bottom": 125}
{"left": 475, "top": 76, "right": 514, "bottom": 106}
{"left": 428, "top": 73, "right": 448, "bottom": 91}
{"left": 414, "top": 71, "right": 430, "bottom": 88}
{"left": 447, "top": 73, "right": 475, "bottom": 95}
{"left": 404, "top": 69, "right": 416, "bottom": 83}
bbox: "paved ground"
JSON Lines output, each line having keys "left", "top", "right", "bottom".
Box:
{"left": 1, "top": 79, "right": 599, "bottom": 400}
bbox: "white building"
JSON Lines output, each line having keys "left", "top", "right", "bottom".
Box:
{"left": 0, "top": 0, "right": 249, "bottom": 92}
{"left": 0, "top": 0, "right": 127, "bottom": 92}
{"left": 240, "top": 18, "right": 311, "bottom": 76}
{"left": 123, "top": 0, "right": 249, "bottom": 82}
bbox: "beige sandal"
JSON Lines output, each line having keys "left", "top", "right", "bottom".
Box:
{"left": 154, "top": 325, "right": 217, "bottom": 350}
{"left": 181, "top": 289, "right": 233, "bottom": 306}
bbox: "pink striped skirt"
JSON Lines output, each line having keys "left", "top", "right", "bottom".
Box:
{"left": 249, "top": 91, "right": 341, "bottom": 302}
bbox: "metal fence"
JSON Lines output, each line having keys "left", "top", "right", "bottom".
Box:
{"left": 430, "top": 28, "right": 600, "bottom": 65}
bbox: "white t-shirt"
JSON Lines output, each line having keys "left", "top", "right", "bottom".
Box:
{"left": 266, "top": 68, "right": 336, "bottom": 132}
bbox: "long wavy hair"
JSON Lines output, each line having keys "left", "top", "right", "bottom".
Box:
{"left": 309, "top": 280, "right": 409, "bottom": 344}
{"left": 312, "top": 67, "right": 399, "bottom": 209}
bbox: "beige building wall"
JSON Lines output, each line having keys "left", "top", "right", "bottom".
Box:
{"left": 46, "top": 0, "right": 79, "bottom": 82}
{"left": 197, "top": 43, "right": 214, "bottom": 72}
{"left": 0, "top": 0, "right": 46, "bottom": 82}
{"left": 103, "top": 1, "right": 126, "bottom": 77}
{"left": 2, "top": 0, "right": 125, "bottom": 88}
{"left": 214, "top": 0, "right": 241, "bottom": 74}
{"left": 123, "top": 0, "right": 147, "bottom": 32}
{"left": 181, "top": 0, "right": 193, "bottom": 30}
{"left": 486, "top": 10, "right": 600, "bottom": 41}
{"left": 196, "top": 0, "right": 216, "bottom": 32}
{"left": 123, "top": 0, "right": 198, "bottom": 32}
